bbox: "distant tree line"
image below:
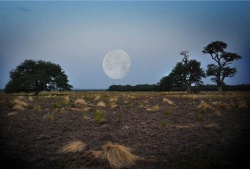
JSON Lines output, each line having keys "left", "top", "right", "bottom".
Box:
{"left": 108, "top": 84, "right": 250, "bottom": 92}
{"left": 108, "top": 84, "right": 158, "bottom": 91}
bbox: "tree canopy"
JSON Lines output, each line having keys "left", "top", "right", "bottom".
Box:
{"left": 159, "top": 51, "right": 205, "bottom": 93}
{"left": 5, "top": 60, "right": 73, "bottom": 95}
{"left": 158, "top": 73, "right": 174, "bottom": 91}
{"left": 202, "top": 41, "right": 242, "bottom": 94}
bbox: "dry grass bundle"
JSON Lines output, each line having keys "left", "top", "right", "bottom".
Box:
{"left": 12, "top": 99, "right": 28, "bottom": 111}
{"left": 109, "top": 97, "right": 118, "bottom": 103}
{"left": 94, "top": 95, "right": 101, "bottom": 101}
{"left": 12, "top": 104, "right": 25, "bottom": 111}
{"left": 82, "top": 107, "right": 92, "bottom": 111}
{"left": 28, "top": 96, "right": 33, "bottom": 101}
{"left": 87, "top": 150, "right": 102, "bottom": 159}
{"left": 146, "top": 105, "right": 159, "bottom": 112}
{"left": 213, "top": 109, "right": 222, "bottom": 117}
{"left": 102, "top": 141, "right": 140, "bottom": 169}
{"left": 74, "top": 99, "right": 87, "bottom": 105}
{"left": 63, "top": 96, "right": 70, "bottom": 105}
{"left": 110, "top": 103, "right": 118, "bottom": 109}
{"left": 211, "top": 101, "right": 218, "bottom": 106}
{"left": 212, "top": 101, "right": 232, "bottom": 109}
{"left": 97, "top": 101, "right": 106, "bottom": 107}
{"left": 33, "top": 105, "right": 41, "bottom": 111}
{"left": 68, "top": 107, "right": 83, "bottom": 112}
{"left": 13, "top": 99, "right": 28, "bottom": 106}
{"left": 59, "top": 140, "right": 86, "bottom": 153}
{"left": 109, "top": 98, "right": 119, "bottom": 108}
{"left": 217, "top": 102, "right": 230, "bottom": 109}
{"left": 7, "top": 111, "right": 18, "bottom": 117}
{"left": 204, "top": 122, "right": 220, "bottom": 129}
{"left": 175, "top": 125, "right": 193, "bottom": 129}
{"left": 163, "top": 98, "right": 175, "bottom": 106}
{"left": 197, "top": 101, "right": 211, "bottom": 111}
{"left": 238, "top": 100, "right": 248, "bottom": 109}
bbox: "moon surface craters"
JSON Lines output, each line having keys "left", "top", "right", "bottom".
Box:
{"left": 103, "top": 50, "right": 131, "bottom": 79}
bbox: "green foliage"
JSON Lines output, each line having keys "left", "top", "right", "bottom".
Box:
{"left": 158, "top": 74, "right": 174, "bottom": 91}
{"left": 159, "top": 51, "right": 205, "bottom": 93}
{"left": 83, "top": 111, "right": 90, "bottom": 120}
{"left": 117, "top": 114, "right": 123, "bottom": 124}
{"left": 164, "top": 109, "right": 172, "bottom": 115}
{"left": 94, "top": 109, "right": 105, "bottom": 122}
{"left": 160, "top": 122, "right": 169, "bottom": 127}
{"left": 4, "top": 60, "right": 73, "bottom": 95}
{"left": 27, "top": 105, "right": 34, "bottom": 109}
{"left": 126, "top": 102, "right": 133, "bottom": 109}
{"left": 196, "top": 110, "right": 206, "bottom": 122}
{"left": 44, "top": 110, "right": 57, "bottom": 121}
{"left": 52, "top": 102, "right": 61, "bottom": 109}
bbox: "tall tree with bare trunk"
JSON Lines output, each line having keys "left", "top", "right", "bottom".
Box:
{"left": 202, "top": 41, "right": 242, "bottom": 94}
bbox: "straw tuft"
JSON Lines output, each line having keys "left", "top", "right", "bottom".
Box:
{"left": 59, "top": 140, "right": 86, "bottom": 153}
{"left": 102, "top": 141, "right": 140, "bottom": 169}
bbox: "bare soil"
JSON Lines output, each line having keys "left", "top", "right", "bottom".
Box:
{"left": 0, "top": 92, "right": 250, "bottom": 169}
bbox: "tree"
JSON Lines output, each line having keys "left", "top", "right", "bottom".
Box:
{"left": 159, "top": 51, "right": 205, "bottom": 93}
{"left": 170, "top": 51, "right": 205, "bottom": 93}
{"left": 158, "top": 73, "right": 174, "bottom": 91}
{"left": 202, "top": 41, "right": 242, "bottom": 94}
{"left": 5, "top": 60, "right": 73, "bottom": 95}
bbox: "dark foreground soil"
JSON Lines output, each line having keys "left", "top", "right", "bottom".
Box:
{"left": 0, "top": 92, "right": 250, "bottom": 169}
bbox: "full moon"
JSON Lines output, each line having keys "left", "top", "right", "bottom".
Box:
{"left": 103, "top": 50, "right": 131, "bottom": 79}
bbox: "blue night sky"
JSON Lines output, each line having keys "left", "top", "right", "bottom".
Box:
{"left": 0, "top": 1, "right": 250, "bottom": 89}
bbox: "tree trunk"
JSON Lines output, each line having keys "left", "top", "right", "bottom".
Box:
{"left": 34, "top": 90, "right": 40, "bottom": 96}
{"left": 186, "top": 83, "right": 191, "bottom": 94}
{"left": 218, "top": 84, "right": 223, "bottom": 95}
{"left": 34, "top": 82, "right": 42, "bottom": 96}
